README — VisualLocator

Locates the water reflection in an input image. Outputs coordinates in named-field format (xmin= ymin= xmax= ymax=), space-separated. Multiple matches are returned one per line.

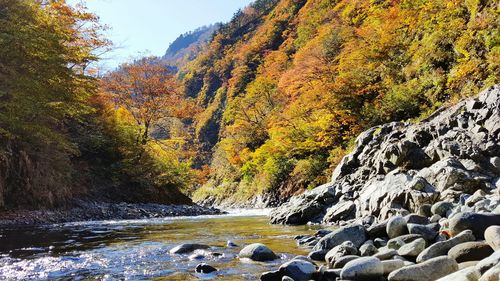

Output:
xmin=0 ymin=212 xmax=322 ymax=280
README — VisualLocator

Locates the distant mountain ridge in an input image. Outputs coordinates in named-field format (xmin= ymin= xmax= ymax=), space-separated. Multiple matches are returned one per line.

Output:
xmin=162 ymin=24 xmax=220 ymax=69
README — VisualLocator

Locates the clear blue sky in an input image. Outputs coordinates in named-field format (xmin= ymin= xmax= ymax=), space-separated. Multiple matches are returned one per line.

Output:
xmin=68 ymin=0 xmax=254 ymax=70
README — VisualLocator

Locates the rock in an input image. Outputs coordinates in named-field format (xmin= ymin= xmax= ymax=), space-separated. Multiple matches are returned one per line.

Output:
xmin=227 ymin=240 xmax=238 ymax=247
xmin=340 ymin=257 xmax=384 ymax=281
xmin=170 ymin=243 xmax=210 ymax=254
xmin=405 ymin=214 xmax=430 ymax=225
xmin=323 ymin=201 xmax=356 ymax=223
xmin=269 ymin=86 xmax=500 ymax=226
xmin=315 ymin=229 xmax=333 ymax=237
xmin=367 ymin=221 xmax=388 ymax=239
xmin=189 ymin=252 xmax=206 ymax=260
xmin=465 ymin=190 xmax=487 ymax=207
xmin=485 ymin=226 xmax=500 ymax=250
xmin=387 ymin=216 xmax=408 ymax=238
xmin=448 ymin=241 xmax=494 ymax=263
xmin=360 ymin=243 xmax=378 ymax=256
xmin=397 ymin=238 xmax=426 ymax=257
xmin=313 ymin=225 xmax=367 ymax=252
xmin=436 ymin=267 xmax=480 ymax=281
xmin=431 ymin=202 xmax=455 ymax=217
xmin=418 ymin=204 xmax=432 ymax=217
xmin=318 ymin=265 xmax=340 ymax=280
xmin=476 ymin=251 xmax=500 ymax=275
xmin=430 ymin=214 xmax=442 ymax=223
xmin=297 ymin=236 xmax=315 ymax=245
xmin=279 ymin=259 xmax=317 ymax=281
xmin=407 ymin=223 xmax=439 ymax=241
xmin=459 ymin=261 xmax=479 ymax=269
xmin=480 ymin=263 xmax=500 ymax=281
xmin=292 ymin=255 xmax=316 ymax=265
xmin=270 ymin=183 xmax=336 ymax=224
xmin=308 ymin=250 xmax=326 ymax=261
xmin=373 ymin=249 xmax=398 ymax=260
xmin=417 ymin=230 xmax=475 ymax=263
xmin=374 ymin=238 xmax=388 ymax=247
xmin=325 ymin=241 xmax=358 ymax=265
xmin=388 ymin=256 xmax=459 ymax=281
xmin=195 ymin=263 xmax=217 ymax=274
xmin=333 ymin=255 xmax=360 ymax=269
xmin=239 ymin=243 xmax=278 ymax=261
xmin=261 ymin=270 xmax=283 ymax=281
xmin=388 ymin=234 xmax=424 ymax=250
xmin=448 ymin=213 xmax=500 ymax=239
xmin=382 ymin=259 xmax=405 ymax=275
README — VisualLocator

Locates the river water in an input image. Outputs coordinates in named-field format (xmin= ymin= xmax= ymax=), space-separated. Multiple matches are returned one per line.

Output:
xmin=0 ymin=210 xmax=322 ymax=280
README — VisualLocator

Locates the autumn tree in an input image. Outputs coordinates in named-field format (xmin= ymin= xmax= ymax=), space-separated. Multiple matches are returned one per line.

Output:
xmin=0 ymin=0 xmax=110 ymax=208
xmin=100 ymin=57 xmax=197 ymax=145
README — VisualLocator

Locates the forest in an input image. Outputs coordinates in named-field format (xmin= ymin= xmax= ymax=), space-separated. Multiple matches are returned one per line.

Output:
xmin=0 ymin=0 xmax=498 ymax=210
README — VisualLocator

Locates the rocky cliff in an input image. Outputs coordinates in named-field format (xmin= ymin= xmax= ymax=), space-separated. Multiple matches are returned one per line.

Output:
xmin=270 ymin=85 xmax=500 ymax=225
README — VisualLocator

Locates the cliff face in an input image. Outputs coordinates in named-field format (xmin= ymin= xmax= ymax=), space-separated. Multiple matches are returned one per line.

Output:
xmin=270 ymin=85 xmax=500 ymax=224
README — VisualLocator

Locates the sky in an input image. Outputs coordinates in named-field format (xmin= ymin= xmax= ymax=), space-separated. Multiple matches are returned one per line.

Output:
xmin=68 ymin=0 xmax=254 ymax=70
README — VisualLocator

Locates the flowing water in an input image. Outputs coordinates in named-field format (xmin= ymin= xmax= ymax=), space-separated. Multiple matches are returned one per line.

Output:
xmin=0 ymin=210 xmax=323 ymax=280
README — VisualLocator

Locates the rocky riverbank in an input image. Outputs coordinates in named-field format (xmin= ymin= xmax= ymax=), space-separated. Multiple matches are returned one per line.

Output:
xmin=177 ymin=85 xmax=499 ymax=280
xmin=0 ymin=200 xmax=222 ymax=226
xmin=270 ymin=85 xmax=499 ymax=225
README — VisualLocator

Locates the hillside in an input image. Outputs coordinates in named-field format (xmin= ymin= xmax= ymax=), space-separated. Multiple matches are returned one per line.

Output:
xmin=181 ymin=0 xmax=499 ymax=206
xmin=162 ymin=24 xmax=219 ymax=69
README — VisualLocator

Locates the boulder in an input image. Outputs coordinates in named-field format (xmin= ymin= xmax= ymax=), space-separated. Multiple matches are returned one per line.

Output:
xmin=448 ymin=213 xmax=500 ymax=239
xmin=323 ymin=201 xmax=356 ymax=223
xmin=418 ymin=204 xmax=432 ymax=217
xmin=431 ymin=202 xmax=455 ymax=217
xmin=484 ymin=226 xmax=500 ymax=250
xmin=387 ymin=216 xmax=408 ymax=238
xmin=405 ymin=214 xmax=430 ymax=225
xmin=417 ymin=230 xmax=475 ymax=263
xmin=269 ymin=86 xmax=500 ymax=226
xmin=308 ymin=250 xmax=326 ymax=261
xmin=367 ymin=221 xmax=388 ymax=239
xmin=170 ymin=243 xmax=210 ymax=254
xmin=261 ymin=270 xmax=283 ymax=281
xmin=387 ymin=234 xmax=424 ymax=250
xmin=374 ymin=238 xmax=388 ymax=247
xmin=270 ymin=183 xmax=336 ymax=224
xmin=388 ymin=256 xmax=459 ymax=281
xmin=476 ymin=251 xmax=500 ymax=275
xmin=340 ymin=257 xmax=384 ymax=281
xmin=195 ymin=263 xmax=217 ymax=274
xmin=397 ymin=238 xmax=426 ymax=257
xmin=480 ymin=263 xmax=500 ymax=281
xmin=279 ymin=259 xmax=317 ymax=281
xmin=332 ymin=255 xmax=360 ymax=269
xmin=448 ymin=241 xmax=494 ymax=263
xmin=239 ymin=243 xmax=278 ymax=261
xmin=407 ymin=223 xmax=439 ymax=241
xmin=382 ymin=259 xmax=405 ymax=275
xmin=359 ymin=243 xmax=378 ymax=256
xmin=436 ymin=267 xmax=480 ymax=281
xmin=373 ymin=249 xmax=398 ymax=260
xmin=325 ymin=241 xmax=358 ymax=265
xmin=313 ymin=225 xmax=367 ymax=252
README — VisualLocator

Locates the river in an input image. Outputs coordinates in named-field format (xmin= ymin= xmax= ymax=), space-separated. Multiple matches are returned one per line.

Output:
xmin=0 ymin=210 xmax=323 ymax=280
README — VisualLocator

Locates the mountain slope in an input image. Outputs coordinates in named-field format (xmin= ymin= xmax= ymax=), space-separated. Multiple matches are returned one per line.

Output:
xmin=163 ymin=24 xmax=219 ymax=69
xmin=180 ymin=0 xmax=499 ymax=206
